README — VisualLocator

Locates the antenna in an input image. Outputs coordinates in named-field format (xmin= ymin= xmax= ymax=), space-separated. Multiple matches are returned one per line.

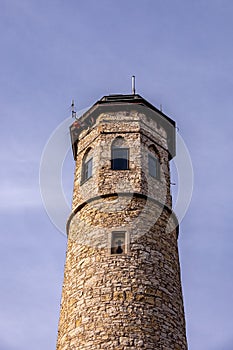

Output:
xmin=131 ymin=75 xmax=136 ymax=95
xmin=71 ymin=99 xmax=77 ymax=119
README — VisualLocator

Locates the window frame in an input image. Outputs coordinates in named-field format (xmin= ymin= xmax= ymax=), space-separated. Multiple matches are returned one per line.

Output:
xmin=111 ymin=147 xmax=129 ymax=170
xmin=148 ymin=153 xmax=160 ymax=180
xmin=83 ymin=157 xmax=93 ymax=181
xmin=110 ymin=231 xmax=128 ymax=255
xmin=81 ymin=150 xmax=93 ymax=184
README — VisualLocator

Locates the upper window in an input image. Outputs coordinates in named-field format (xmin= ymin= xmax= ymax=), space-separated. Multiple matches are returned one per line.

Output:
xmin=148 ymin=145 xmax=160 ymax=180
xmin=81 ymin=148 xmax=93 ymax=183
xmin=84 ymin=157 xmax=93 ymax=180
xmin=111 ymin=137 xmax=129 ymax=170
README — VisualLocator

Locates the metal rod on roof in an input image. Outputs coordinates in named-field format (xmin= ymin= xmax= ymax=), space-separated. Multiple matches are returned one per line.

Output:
xmin=71 ymin=99 xmax=77 ymax=119
xmin=132 ymin=75 xmax=136 ymax=95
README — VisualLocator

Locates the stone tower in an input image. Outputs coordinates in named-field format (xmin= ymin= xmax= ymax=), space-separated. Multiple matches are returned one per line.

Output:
xmin=56 ymin=94 xmax=188 ymax=349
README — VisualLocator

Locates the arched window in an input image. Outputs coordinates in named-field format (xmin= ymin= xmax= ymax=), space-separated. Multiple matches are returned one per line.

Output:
xmin=148 ymin=145 xmax=160 ymax=180
xmin=81 ymin=148 xmax=93 ymax=183
xmin=111 ymin=137 xmax=129 ymax=170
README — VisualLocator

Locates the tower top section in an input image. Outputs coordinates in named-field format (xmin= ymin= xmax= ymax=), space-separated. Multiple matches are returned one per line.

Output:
xmin=70 ymin=94 xmax=176 ymax=160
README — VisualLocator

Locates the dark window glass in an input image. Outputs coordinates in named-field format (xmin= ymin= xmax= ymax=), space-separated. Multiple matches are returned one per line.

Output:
xmin=111 ymin=148 xmax=129 ymax=170
xmin=149 ymin=154 xmax=160 ymax=179
xmin=83 ymin=158 xmax=93 ymax=181
xmin=111 ymin=232 xmax=126 ymax=254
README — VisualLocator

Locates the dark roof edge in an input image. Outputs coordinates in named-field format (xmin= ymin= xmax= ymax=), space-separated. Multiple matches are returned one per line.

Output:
xmin=95 ymin=94 xmax=176 ymax=126
xmin=75 ymin=94 xmax=175 ymax=127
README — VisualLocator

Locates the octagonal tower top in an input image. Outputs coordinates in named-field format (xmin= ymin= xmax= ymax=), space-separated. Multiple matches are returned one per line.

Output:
xmin=70 ymin=94 xmax=176 ymax=160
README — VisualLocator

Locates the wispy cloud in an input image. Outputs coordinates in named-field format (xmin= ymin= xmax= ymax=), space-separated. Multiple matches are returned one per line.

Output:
xmin=0 ymin=184 xmax=42 ymax=209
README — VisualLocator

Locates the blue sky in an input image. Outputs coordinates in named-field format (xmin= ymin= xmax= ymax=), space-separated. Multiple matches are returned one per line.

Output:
xmin=1 ymin=0 xmax=233 ymax=349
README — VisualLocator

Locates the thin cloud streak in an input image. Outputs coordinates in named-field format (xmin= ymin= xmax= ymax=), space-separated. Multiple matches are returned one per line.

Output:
xmin=0 ymin=185 xmax=42 ymax=209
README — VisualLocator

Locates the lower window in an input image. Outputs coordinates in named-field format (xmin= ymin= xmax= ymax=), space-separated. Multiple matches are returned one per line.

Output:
xmin=111 ymin=231 xmax=126 ymax=254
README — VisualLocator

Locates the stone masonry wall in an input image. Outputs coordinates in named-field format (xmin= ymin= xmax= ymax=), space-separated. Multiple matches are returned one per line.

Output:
xmin=56 ymin=197 xmax=187 ymax=350
xmin=72 ymin=110 xmax=171 ymax=210
xmin=56 ymin=106 xmax=188 ymax=349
